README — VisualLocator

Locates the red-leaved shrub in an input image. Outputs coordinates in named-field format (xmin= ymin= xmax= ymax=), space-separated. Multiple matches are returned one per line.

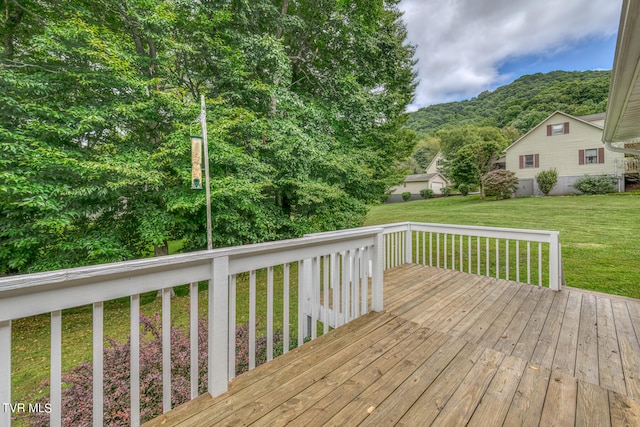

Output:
xmin=24 ymin=314 xmax=284 ymax=426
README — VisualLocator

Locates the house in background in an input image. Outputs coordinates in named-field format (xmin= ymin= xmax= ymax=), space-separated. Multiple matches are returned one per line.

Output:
xmin=504 ymin=111 xmax=625 ymax=196
xmin=388 ymin=152 xmax=450 ymax=201
xmin=388 ymin=172 xmax=450 ymax=201
xmin=424 ymin=151 xmax=446 ymax=175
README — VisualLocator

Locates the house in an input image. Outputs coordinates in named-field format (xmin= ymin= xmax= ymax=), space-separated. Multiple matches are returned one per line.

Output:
xmin=388 ymin=172 xmax=450 ymax=201
xmin=424 ymin=151 xmax=446 ymax=175
xmin=388 ymin=152 xmax=451 ymax=201
xmin=504 ymin=111 xmax=625 ymax=196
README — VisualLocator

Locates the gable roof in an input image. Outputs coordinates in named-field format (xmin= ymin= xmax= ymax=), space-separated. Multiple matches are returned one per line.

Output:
xmin=504 ymin=110 xmax=604 ymax=153
xmin=425 ymin=152 xmax=444 ymax=173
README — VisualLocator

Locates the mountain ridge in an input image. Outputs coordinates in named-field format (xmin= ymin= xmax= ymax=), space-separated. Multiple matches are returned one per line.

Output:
xmin=405 ymin=70 xmax=611 ymax=137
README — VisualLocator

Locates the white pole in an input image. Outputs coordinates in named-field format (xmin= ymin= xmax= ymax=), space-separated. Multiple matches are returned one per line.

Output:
xmin=201 ymin=95 xmax=213 ymax=250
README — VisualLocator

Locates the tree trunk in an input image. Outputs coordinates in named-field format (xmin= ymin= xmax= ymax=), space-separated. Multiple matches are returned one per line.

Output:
xmin=270 ymin=0 xmax=290 ymax=116
xmin=154 ymin=241 xmax=169 ymax=257
xmin=3 ymin=1 xmax=24 ymax=59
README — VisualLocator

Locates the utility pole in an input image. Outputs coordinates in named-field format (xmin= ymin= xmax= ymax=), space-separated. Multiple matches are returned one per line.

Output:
xmin=201 ymin=95 xmax=213 ymax=250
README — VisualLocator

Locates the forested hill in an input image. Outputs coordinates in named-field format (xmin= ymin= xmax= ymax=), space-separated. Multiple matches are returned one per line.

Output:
xmin=405 ymin=70 xmax=611 ymax=136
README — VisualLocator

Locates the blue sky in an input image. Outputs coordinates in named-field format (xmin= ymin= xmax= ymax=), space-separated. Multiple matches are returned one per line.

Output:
xmin=497 ymin=34 xmax=617 ymax=79
xmin=398 ymin=0 xmax=623 ymax=110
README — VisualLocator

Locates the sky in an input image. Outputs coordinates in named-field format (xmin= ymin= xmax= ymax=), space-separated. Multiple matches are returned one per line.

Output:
xmin=398 ymin=0 xmax=623 ymax=110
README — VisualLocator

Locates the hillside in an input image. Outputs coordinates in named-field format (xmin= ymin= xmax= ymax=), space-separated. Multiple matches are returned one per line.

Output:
xmin=405 ymin=70 xmax=611 ymax=137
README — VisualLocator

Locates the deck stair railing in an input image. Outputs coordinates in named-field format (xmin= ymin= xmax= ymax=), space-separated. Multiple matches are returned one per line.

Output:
xmin=0 ymin=222 xmax=560 ymax=427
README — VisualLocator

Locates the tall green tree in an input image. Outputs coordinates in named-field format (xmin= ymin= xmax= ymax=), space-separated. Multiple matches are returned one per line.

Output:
xmin=449 ymin=140 xmax=505 ymax=199
xmin=0 ymin=0 xmax=417 ymax=275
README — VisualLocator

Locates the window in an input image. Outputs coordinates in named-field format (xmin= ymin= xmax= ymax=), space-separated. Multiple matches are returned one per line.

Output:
xmin=519 ymin=154 xmax=539 ymax=169
xmin=579 ymin=148 xmax=604 ymax=165
xmin=547 ymin=122 xmax=569 ymax=136
xmin=524 ymin=154 xmax=535 ymax=168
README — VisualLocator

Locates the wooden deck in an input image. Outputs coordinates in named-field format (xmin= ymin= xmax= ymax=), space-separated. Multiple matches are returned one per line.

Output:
xmin=145 ymin=264 xmax=640 ymax=426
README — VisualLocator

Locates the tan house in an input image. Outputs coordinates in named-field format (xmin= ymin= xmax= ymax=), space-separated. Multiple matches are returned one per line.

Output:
xmin=388 ymin=172 xmax=450 ymax=201
xmin=504 ymin=111 xmax=625 ymax=196
xmin=424 ymin=151 xmax=446 ymax=175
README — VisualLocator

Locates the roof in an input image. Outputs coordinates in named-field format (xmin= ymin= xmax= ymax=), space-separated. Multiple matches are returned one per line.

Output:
xmin=577 ymin=112 xmax=606 ymax=123
xmin=404 ymin=173 xmax=440 ymax=182
xmin=603 ymin=0 xmax=640 ymax=145
xmin=424 ymin=152 xmax=444 ymax=173
xmin=504 ymin=111 xmax=604 ymax=153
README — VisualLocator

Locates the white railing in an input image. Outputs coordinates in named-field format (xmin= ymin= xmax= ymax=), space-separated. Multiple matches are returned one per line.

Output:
xmin=0 ymin=221 xmax=561 ymax=426
xmin=0 ymin=228 xmax=384 ymax=427
xmin=378 ymin=222 xmax=561 ymax=290
xmin=617 ymin=157 xmax=640 ymax=173
xmin=307 ymin=222 xmax=561 ymax=290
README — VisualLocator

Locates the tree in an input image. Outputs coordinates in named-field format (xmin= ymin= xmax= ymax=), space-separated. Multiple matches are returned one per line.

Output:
xmin=410 ymin=137 xmax=440 ymax=171
xmin=0 ymin=0 xmax=418 ymax=275
xmin=448 ymin=140 xmax=504 ymax=199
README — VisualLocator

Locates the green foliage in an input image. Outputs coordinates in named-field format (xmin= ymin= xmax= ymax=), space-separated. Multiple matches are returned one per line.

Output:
xmin=573 ymin=175 xmax=616 ymax=195
xmin=409 ymin=137 xmax=440 ymax=172
xmin=406 ymin=70 xmax=611 ymax=137
xmin=536 ymin=169 xmax=559 ymax=195
xmin=457 ymin=183 xmax=470 ymax=196
xmin=420 ymin=188 xmax=434 ymax=199
xmin=401 ymin=191 xmax=412 ymax=201
xmin=482 ymin=170 xmax=519 ymax=200
xmin=448 ymin=139 xmax=505 ymax=198
xmin=0 ymin=0 xmax=417 ymax=275
xmin=440 ymin=187 xmax=451 ymax=197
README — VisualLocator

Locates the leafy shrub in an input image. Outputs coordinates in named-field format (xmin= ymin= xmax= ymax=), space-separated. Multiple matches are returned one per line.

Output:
xmin=441 ymin=187 xmax=452 ymax=197
xmin=573 ymin=175 xmax=616 ymax=194
xmin=535 ymin=168 xmax=558 ymax=195
xmin=482 ymin=169 xmax=518 ymax=200
xmin=420 ymin=188 xmax=434 ymax=199
xmin=457 ymin=183 xmax=469 ymax=196
xmin=26 ymin=315 xmax=284 ymax=426
xmin=401 ymin=191 xmax=411 ymax=201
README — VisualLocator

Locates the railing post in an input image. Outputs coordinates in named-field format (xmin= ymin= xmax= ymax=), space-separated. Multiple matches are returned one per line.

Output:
xmin=0 ymin=321 xmax=10 ymax=427
xmin=209 ymin=256 xmax=229 ymax=397
xmin=372 ymin=231 xmax=384 ymax=311
xmin=300 ymin=259 xmax=312 ymax=339
xmin=405 ymin=224 xmax=413 ymax=264
xmin=549 ymin=233 xmax=560 ymax=291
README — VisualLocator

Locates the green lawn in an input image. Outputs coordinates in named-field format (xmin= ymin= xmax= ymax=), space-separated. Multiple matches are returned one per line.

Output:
xmin=365 ymin=194 xmax=640 ymax=299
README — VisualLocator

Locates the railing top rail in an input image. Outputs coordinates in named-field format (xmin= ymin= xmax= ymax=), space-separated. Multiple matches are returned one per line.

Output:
xmin=308 ymin=222 xmax=558 ymax=241
xmin=0 ymin=228 xmax=383 ymax=321
xmin=407 ymin=222 xmax=559 ymax=241
xmin=0 ymin=227 xmax=383 ymax=293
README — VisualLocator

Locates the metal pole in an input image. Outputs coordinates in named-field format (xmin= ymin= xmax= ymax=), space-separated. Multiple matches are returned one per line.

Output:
xmin=201 ymin=95 xmax=213 ymax=250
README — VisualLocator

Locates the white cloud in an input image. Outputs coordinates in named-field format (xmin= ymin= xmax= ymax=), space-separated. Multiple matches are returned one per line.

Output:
xmin=399 ymin=0 xmax=622 ymax=108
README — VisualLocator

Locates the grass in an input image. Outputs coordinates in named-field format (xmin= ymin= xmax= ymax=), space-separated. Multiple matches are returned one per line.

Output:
xmin=366 ymin=194 xmax=640 ymax=299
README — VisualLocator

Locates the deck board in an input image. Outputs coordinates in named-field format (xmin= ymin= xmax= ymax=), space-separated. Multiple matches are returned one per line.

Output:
xmin=576 ymin=293 xmax=600 ymax=384
xmin=143 ymin=264 xmax=640 ymax=427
